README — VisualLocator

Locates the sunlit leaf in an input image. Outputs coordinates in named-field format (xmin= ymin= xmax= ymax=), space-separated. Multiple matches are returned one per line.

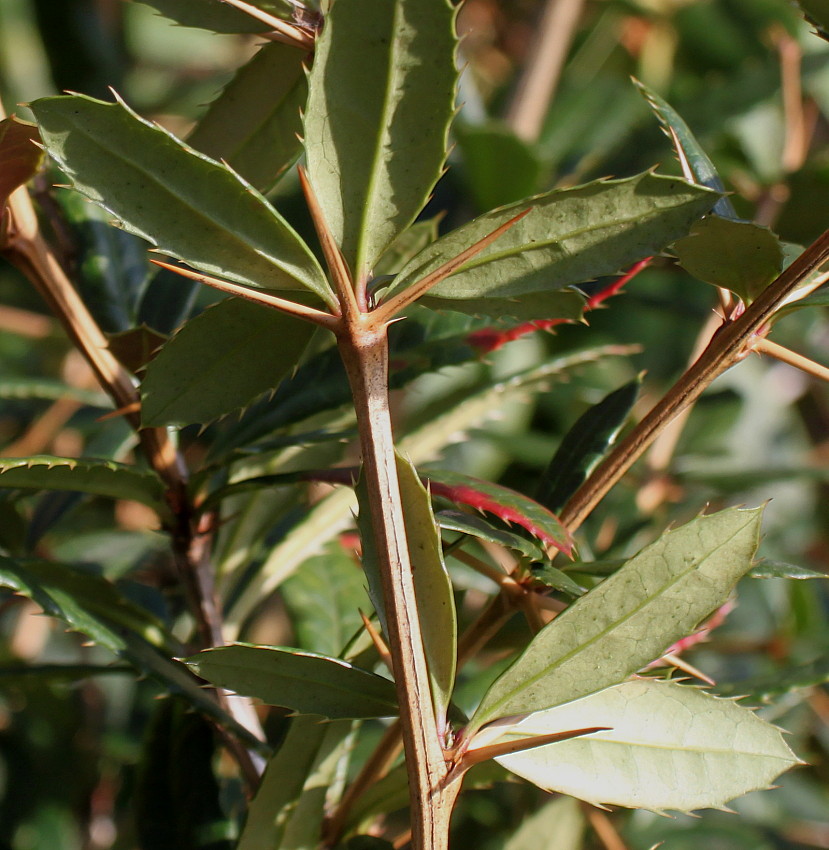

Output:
xmin=140 ymin=297 xmax=315 ymax=426
xmin=0 ymin=456 xmax=166 ymax=512
xmin=187 ymin=42 xmax=307 ymax=193
xmin=31 ymin=95 xmax=332 ymax=302
xmin=395 ymin=452 xmax=457 ymax=724
xmin=536 ymin=378 xmax=640 ymax=514
xmin=494 ymin=679 xmax=799 ymax=812
xmin=468 ymin=507 xmax=763 ymax=733
xmin=305 ymin=0 xmax=457 ymax=278
xmin=183 ymin=644 xmax=399 ymax=719
xmin=527 ymin=564 xmax=586 ymax=598
xmin=749 ymin=560 xmax=828 ymax=580
xmin=673 ymin=217 xmax=783 ymax=303
xmin=385 ymin=173 xmax=717 ymax=305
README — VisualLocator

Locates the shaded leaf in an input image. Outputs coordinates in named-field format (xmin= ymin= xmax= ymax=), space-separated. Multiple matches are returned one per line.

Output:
xmin=31 ymin=94 xmax=331 ymax=302
xmin=718 ymin=654 xmax=829 ymax=701
xmin=187 ymin=42 xmax=307 ymax=193
xmin=419 ymin=289 xmax=585 ymax=323
xmin=305 ymin=0 xmax=457 ymax=278
xmin=183 ymin=644 xmax=399 ymax=719
xmin=141 ymin=297 xmax=315 ymax=427
xmin=238 ymin=717 xmax=351 ymax=850
xmin=424 ymin=469 xmax=572 ymax=555
xmin=437 ymin=510 xmax=547 ymax=563
xmin=503 ymin=796 xmax=584 ymax=850
xmin=527 ymin=564 xmax=586 ymax=598
xmin=385 ymin=173 xmax=717 ymax=304
xmin=373 ymin=218 xmax=442 ymax=277
xmin=796 ymin=0 xmax=829 ymax=40
xmin=0 ymin=456 xmax=166 ymax=513
xmin=536 ymin=378 xmax=640 ymax=514
xmin=395 ymin=452 xmax=457 ymax=724
xmin=468 ymin=507 xmax=763 ymax=733
xmin=494 ymin=679 xmax=799 ymax=812
xmin=0 ymin=117 xmax=43 ymax=210
xmin=131 ymin=0 xmax=296 ymax=34
xmin=673 ymin=217 xmax=784 ymax=303
xmin=635 ymin=79 xmax=737 ymax=219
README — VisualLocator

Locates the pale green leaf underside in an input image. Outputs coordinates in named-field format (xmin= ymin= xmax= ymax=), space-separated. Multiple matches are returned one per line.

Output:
xmin=305 ymin=0 xmax=457 ymax=278
xmin=187 ymin=42 xmax=307 ymax=193
xmin=470 ymin=507 xmax=763 ymax=732
xmin=31 ymin=95 xmax=331 ymax=302
xmin=183 ymin=643 xmax=399 ymax=719
xmin=0 ymin=456 xmax=165 ymax=511
xmin=387 ymin=173 xmax=718 ymax=301
xmin=495 ymin=679 xmax=799 ymax=812
xmin=141 ymin=297 xmax=315 ymax=427
xmin=395 ymin=452 xmax=457 ymax=725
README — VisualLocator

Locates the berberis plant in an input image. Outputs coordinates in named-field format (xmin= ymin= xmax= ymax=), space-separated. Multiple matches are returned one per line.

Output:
xmin=1 ymin=0 xmax=829 ymax=847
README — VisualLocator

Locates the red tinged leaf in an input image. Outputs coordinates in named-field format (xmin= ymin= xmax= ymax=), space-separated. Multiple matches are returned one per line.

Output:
xmin=467 ymin=258 xmax=653 ymax=354
xmin=422 ymin=469 xmax=573 ymax=556
xmin=0 ymin=117 xmax=43 ymax=213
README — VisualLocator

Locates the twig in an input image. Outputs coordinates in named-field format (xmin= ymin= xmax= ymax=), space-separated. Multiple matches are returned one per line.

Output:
xmin=753 ymin=337 xmax=829 ymax=384
xmin=560 ymin=228 xmax=829 ymax=533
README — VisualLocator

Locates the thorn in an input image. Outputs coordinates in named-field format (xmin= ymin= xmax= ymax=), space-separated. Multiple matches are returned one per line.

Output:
xmin=359 ymin=610 xmax=393 ymax=673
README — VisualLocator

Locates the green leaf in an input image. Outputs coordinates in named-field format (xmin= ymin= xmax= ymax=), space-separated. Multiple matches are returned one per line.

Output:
xmin=385 ymin=173 xmax=717 ymax=304
xmin=0 ymin=116 xmax=43 ymax=210
xmin=527 ymin=564 xmax=586 ymax=598
xmin=536 ymin=378 xmax=640 ymax=515
xmin=750 ymin=560 xmax=828 ymax=580
xmin=718 ymin=654 xmax=829 ymax=701
xmin=305 ymin=0 xmax=457 ymax=278
xmin=455 ymin=122 xmax=543 ymax=212
xmin=0 ymin=378 xmax=110 ymax=407
xmin=141 ymin=297 xmax=315 ymax=427
xmin=468 ymin=507 xmax=763 ymax=733
xmin=634 ymin=79 xmax=737 ymax=219
xmin=503 ymin=797 xmax=584 ymax=850
xmin=796 ymin=0 xmax=829 ymax=40
xmin=131 ymin=0 xmax=295 ymax=34
xmin=493 ymin=679 xmax=800 ymax=812
xmin=395 ymin=452 xmax=457 ymax=725
xmin=0 ymin=456 xmax=166 ymax=512
xmin=437 ymin=510 xmax=548 ymax=563
xmin=238 ymin=717 xmax=351 ymax=850
xmin=420 ymin=289 xmax=585 ymax=323
xmin=183 ymin=644 xmax=399 ymax=719
xmin=673 ymin=217 xmax=784 ymax=303
xmin=187 ymin=42 xmax=307 ymax=193
xmin=31 ymin=94 xmax=332 ymax=303
xmin=373 ymin=218 xmax=442 ymax=277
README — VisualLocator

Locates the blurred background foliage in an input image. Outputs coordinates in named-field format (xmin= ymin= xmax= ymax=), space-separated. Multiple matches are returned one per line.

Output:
xmin=0 ymin=0 xmax=828 ymax=848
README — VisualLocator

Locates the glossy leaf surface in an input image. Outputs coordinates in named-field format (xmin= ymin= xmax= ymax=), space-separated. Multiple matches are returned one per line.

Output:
xmin=187 ymin=42 xmax=307 ymax=193
xmin=494 ymin=679 xmax=799 ymax=812
xmin=141 ymin=297 xmax=315 ymax=426
xmin=31 ymin=95 xmax=331 ymax=301
xmin=469 ymin=507 xmax=763 ymax=732
xmin=305 ymin=0 xmax=457 ymax=278
xmin=386 ymin=173 xmax=717 ymax=303
xmin=0 ymin=456 xmax=165 ymax=512
xmin=184 ymin=644 xmax=399 ymax=719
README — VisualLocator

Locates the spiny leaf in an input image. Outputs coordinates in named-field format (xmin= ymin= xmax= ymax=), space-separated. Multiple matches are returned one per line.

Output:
xmin=795 ymin=0 xmax=829 ymax=40
xmin=385 ymin=173 xmax=717 ymax=306
xmin=537 ymin=378 xmax=640 ymax=515
xmin=31 ymin=94 xmax=332 ymax=302
xmin=634 ymin=79 xmax=737 ymax=219
xmin=468 ymin=507 xmax=764 ymax=733
xmin=305 ymin=0 xmax=458 ymax=279
xmin=0 ymin=116 xmax=43 ymax=211
xmin=437 ymin=510 xmax=548 ymax=563
xmin=493 ymin=678 xmax=800 ymax=812
xmin=0 ymin=456 xmax=166 ymax=513
xmin=673 ymin=216 xmax=784 ymax=304
xmin=187 ymin=42 xmax=307 ymax=193
xmin=183 ymin=644 xmax=399 ymax=719
xmin=140 ymin=297 xmax=315 ymax=427
xmin=749 ymin=560 xmax=828 ymax=580
xmin=424 ymin=469 xmax=572 ymax=555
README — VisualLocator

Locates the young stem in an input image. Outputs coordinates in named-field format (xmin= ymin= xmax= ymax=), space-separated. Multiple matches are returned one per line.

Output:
xmin=336 ymin=319 xmax=458 ymax=850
